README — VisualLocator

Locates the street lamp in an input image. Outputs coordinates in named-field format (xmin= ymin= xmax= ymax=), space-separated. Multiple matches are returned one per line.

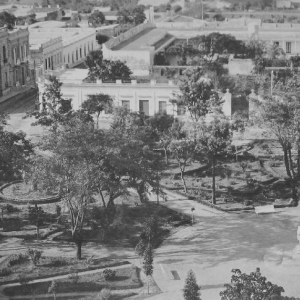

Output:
xmin=191 ymin=207 xmax=195 ymax=225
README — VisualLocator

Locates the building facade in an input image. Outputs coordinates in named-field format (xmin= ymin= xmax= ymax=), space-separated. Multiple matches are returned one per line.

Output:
xmin=28 ymin=27 xmax=99 ymax=74
xmin=30 ymin=36 xmax=63 ymax=78
xmin=0 ymin=26 xmax=31 ymax=97
xmin=36 ymin=69 xmax=232 ymax=117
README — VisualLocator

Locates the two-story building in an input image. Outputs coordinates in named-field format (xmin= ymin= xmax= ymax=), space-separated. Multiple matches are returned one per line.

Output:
xmin=0 ymin=26 xmax=30 ymax=97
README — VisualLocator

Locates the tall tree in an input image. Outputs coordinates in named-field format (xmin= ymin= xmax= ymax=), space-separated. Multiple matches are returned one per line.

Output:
xmin=0 ymin=113 xmax=33 ymax=181
xmin=27 ymin=76 xmax=72 ymax=132
xmin=192 ymin=111 xmax=234 ymax=204
xmin=109 ymin=108 xmax=163 ymax=203
xmin=28 ymin=205 xmax=46 ymax=239
xmin=28 ymin=117 xmax=108 ymax=259
xmin=255 ymin=94 xmax=300 ymax=205
xmin=81 ymin=93 xmax=113 ymax=128
xmin=143 ymin=243 xmax=154 ymax=295
xmin=175 ymin=68 xmax=220 ymax=122
xmin=183 ymin=270 xmax=201 ymax=300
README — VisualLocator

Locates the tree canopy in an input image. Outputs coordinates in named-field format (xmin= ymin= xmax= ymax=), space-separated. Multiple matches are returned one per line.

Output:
xmin=0 ymin=11 xmax=16 ymax=30
xmin=85 ymin=50 xmax=132 ymax=82
xmin=0 ymin=113 xmax=33 ymax=181
xmin=88 ymin=10 xmax=105 ymax=27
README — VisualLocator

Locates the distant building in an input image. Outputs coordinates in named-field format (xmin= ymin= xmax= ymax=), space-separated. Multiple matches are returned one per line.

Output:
xmin=0 ymin=26 xmax=31 ymax=98
xmin=276 ymin=0 xmax=292 ymax=8
xmin=28 ymin=26 xmax=99 ymax=76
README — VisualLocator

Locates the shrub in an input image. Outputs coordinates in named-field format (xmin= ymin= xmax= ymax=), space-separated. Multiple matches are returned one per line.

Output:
xmin=27 ymin=248 xmax=43 ymax=266
xmin=0 ymin=268 xmax=12 ymax=277
xmin=8 ymin=253 xmax=28 ymax=266
xmin=56 ymin=204 xmax=62 ymax=217
xmin=173 ymin=5 xmax=182 ymax=12
xmin=6 ymin=204 xmax=15 ymax=213
xmin=68 ymin=272 xmax=79 ymax=284
xmin=96 ymin=288 xmax=111 ymax=300
xmin=18 ymin=274 xmax=30 ymax=285
xmin=102 ymin=269 xmax=116 ymax=281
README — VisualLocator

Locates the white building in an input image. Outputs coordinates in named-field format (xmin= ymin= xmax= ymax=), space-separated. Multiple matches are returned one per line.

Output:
xmin=28 ymin=26 xmax=99 ymax=75
xmin=37 ymin=68 xmax=232 ymax=117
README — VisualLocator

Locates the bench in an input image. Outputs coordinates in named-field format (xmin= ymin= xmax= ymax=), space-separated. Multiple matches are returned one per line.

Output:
xmin=255 ymin=205 xmax=275 ymax=214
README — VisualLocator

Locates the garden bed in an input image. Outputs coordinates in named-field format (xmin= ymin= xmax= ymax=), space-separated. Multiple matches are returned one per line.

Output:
xmin=3 ymin=265 xmax=141 ymax=297
xmin=0 ymin=256 xmax=130 ymax=285
xmin=0 ymin=181 xmax=60 ymax=205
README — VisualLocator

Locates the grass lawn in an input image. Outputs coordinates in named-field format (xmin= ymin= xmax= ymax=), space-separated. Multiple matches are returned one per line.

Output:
xmin=4 ymin=265 xmax=141 ymax=297
xmin=54 ymin=201 xmax=191 ymax=249
xmin=0 ymin=256 xmax=130 ymax=284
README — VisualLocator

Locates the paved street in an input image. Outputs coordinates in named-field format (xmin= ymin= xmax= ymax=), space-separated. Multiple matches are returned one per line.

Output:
xmin=148 ymin=191 xmax=300 ymax=300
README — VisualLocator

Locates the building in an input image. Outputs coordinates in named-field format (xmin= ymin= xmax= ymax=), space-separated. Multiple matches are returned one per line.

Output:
xmin=0 ymin=26 xmax=31 ymax=97
xmin=36 ymin=68 xmax=232 ymax=117
xmin=102 ymin=17 xmax=300 ymax=76
xmin=30 ymin=36 xmax=63 ymax=78
xmin=276 ymin=0 xmax=292 ymax=8
xmin=28 ymin=26 xmax=99 ymax=76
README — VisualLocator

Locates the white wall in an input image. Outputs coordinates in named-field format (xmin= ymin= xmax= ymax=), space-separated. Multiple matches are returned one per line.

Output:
xmin=63 ymin=34 xmax=99 ymax=68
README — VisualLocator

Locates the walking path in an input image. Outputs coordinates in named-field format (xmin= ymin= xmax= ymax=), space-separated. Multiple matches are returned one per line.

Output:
xmin=147 ymin=189 xmax=300 ymax=300
xmin=1 ymin=186 xmax=300 ymax=300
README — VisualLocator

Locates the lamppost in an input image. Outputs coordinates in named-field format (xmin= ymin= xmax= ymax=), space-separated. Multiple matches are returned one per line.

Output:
xmin=191 ymin=207 xmax=195 ymax=225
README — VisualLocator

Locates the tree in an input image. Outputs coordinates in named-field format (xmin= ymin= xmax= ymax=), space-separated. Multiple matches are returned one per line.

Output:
xmin=48 ymin=280 xmax=58 ymax=300
xmin=96 ymin=34 xmax=109 ymax=45
xmin=28 ymin=117 xmax=108 ymax=259
xmin=193 ymin=111 xmax=233 ymax=204
xmin=109 ymin=108 xmax=163 ymax=203
xmin=88 ymin=10 xmax=105 ymax=27
xmin=146 ymin=112 xmax=176 ymax=164
xmin=117 ymin=5 xmax=146 ymax=25
xmin=0 ymin=11 xmax=17 ymax=30
xmin=85 ymin=50 xmax=132 ymax=82
xmin=28 ymin=205 xmax=46 ymax=239
xmin=81 ymin=93 xmax=113 ymax=128
xmin=183 ymin=270 xmax=201 ymax=300
xmin=176 ymin=68 xmax=220 ymax=122
xmin=27 ymin=76 xmax=72 ymax=132
xmin=255 ymin=94 xmax=300 ymax=205
xmin=0 ymin=113 xmax=33 ymax=181
xmin=143 ymin=243 xmax=154 ymax=295
xmin=220 ymin=268 xmax=285 ymax=300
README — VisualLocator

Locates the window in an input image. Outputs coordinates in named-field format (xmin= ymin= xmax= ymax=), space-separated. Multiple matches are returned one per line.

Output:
xmin=84 ymin=45 xmax=86 ymax=56
xmin=122 ymin=100 xmax=130 ymax=110
xmin=139 ymin=100 xmax=149 ymax=116
xmin=274 ymin=41 xmax=279 ymax=46
xmin=158 ymin=101 xmax=167 ymax=113
xmin=3 ymin=45 xmax=6 ymax=62
xmin=20 ymin=45 xmax=23 ymax=59
xmin=24 ymin=43 xmax=27 ymax=58
xmin=80 ymin=48 xmax=82 ymax=58
xmin=68 ymin=54 xmax=70 ymax=63
xmin=286 ymin=42 xmax=292 ymax=54
xmin=76 ymin=49 xmax=78 ymax=61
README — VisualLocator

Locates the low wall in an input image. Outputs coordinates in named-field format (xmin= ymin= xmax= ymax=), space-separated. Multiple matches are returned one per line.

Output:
xmin=105 ymin=22 xmax=155 ymax=50
xmin=0 ymin=181 xmax=61 ymax=205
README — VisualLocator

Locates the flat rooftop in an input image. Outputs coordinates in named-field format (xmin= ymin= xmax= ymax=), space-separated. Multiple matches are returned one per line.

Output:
xmin=29 ymin=28 xmax=95 ymax=48
xmin=112 ymin=28 xmax=167 ymax=50
xmin=57 ymin=68 xmax=89 ymax=83
xmin=28 ymin=21 xmax=66 ymax=29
